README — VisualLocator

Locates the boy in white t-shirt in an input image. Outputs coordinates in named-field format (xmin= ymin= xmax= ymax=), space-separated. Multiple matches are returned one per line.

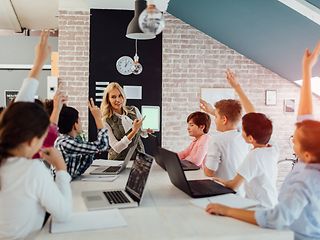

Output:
xmin=201 ymin=99 xmax=249 ymax=180
xmin=212 ymin=69 xmax=279 ymax=208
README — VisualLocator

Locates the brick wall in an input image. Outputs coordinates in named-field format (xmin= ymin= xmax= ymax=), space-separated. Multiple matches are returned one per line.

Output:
xmin=58 ymin=11 xmax=320 ymax=186
xmin=162 ymin=14 xmax=320 ymax=186
xmin=58 ymin=10 xmax=90 ymax=132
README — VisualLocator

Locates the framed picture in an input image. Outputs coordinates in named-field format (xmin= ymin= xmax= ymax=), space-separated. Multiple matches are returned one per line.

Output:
xmin=284 ymin=99 xmax=295 ymax=113
xmin=265 ymin=90 xmax=277 ymax=106
xmin=4 ymin=90 xmax=19 ymax=107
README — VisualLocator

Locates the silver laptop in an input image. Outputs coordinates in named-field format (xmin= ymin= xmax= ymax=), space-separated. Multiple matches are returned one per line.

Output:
xmin=82 ymin=151 xmax=154 ymax=210
xmin=89 ymin=140 xmax=138 ymax=175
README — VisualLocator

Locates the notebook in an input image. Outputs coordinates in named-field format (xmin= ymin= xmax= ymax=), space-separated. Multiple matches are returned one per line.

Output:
xmin=50 ymin=209 xmax=127 ymax=233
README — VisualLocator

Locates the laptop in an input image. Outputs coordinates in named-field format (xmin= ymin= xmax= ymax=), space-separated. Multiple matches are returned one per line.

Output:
xmin=89 ymin=138 xmax=138 ymax=175
xmin=150 ymin=137 xmax=199 ymax=171
xmin=82 ymin=151 xmax=154 ymax=210
xmin=158 ymin=147 xmax=235 ymax=198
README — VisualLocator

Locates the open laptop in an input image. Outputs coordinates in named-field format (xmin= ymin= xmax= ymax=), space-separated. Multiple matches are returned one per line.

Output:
xmin=89 ymin=138 xmax=139 ymax=175
xmin=149 ymin=136 xmax=199 ymax=171
xmin=82 ymin=151 xmax=154 ymax=210
xmin=158 ymin=147 xmax=235 ymax=198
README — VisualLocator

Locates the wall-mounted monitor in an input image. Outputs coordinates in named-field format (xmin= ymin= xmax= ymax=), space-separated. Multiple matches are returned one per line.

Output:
xmin=141 ymin=105 xmax=160 ymax=132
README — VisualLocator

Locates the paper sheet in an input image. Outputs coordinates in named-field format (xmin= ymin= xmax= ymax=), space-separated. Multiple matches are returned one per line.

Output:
xmin=51 ymin=209 xmax=127 ymax=233
xmin=190 ymin=194 xmax=259 ymax=209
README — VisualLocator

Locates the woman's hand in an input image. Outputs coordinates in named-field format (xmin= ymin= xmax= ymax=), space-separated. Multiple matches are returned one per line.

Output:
xmin=132 ymin=119 xmax=143 ymax=133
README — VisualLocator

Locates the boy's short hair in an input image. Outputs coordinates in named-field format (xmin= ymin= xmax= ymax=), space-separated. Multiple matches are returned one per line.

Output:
xmin=296 ymin=120 xmax=320 ymax=162
xmin=58 ymin=106 xmax=79 ymax=134
xmin=242 ymin=112 xmax=273 ymax=145
xmin=214 ymin=99 xmax=242 ymax=124
xmin=187 ymin=111 xmax=211 ymax=133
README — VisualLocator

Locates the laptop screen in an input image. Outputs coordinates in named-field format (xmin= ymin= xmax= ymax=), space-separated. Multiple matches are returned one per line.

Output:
xmin=125 ymin=151 xmax=153 ymax=203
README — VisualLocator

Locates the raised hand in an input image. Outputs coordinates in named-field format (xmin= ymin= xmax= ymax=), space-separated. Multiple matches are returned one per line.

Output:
xmin=88 ymin=98 xmax=102 ymax=119
xmin=226 ymin=68 xmax=240 ymax=89
xmin=53 ymin=90 xmax=68 ymax=113
xmin=29 ymin=30 xmax=51 ymax=79
xmin=200 ymin=98 xmax=214 ymax=115
xmin=88 ymin=98 xmax=105 ymax=129
xmin=303 ymin=41 xmax=320 ymax=70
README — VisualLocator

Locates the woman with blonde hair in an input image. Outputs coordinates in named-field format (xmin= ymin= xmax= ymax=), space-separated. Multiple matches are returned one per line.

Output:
xmin=100 ymin=82 xmax=147 ymax=160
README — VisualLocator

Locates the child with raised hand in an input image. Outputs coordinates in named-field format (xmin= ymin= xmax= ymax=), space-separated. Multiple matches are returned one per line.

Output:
xmin=0 ymin=31 xmax=72 ymax=240
xmin=178 ymin=111 xmax=211 ymax=167
xmin=209 ymin=69 xmax=279 ymax=208
xmin=55 ymin=98 xmax=109 ymax=179
xmin=206 ymin=43 xmax=320 ymax=240
xmin=200 ymin=72 xmax=251 ymax=185
xmin=33 ymin=90 xmax=68 ymax=159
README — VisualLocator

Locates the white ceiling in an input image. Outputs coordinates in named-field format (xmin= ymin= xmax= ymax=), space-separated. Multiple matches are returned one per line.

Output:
xmin=0 ymin=0 xmax=170 ymax=32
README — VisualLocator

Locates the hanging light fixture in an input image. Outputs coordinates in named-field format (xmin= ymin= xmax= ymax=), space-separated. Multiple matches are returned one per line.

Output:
xmin=126 ymin=0 xmax=156 ymax=40
xmin=131 ymin=40 xmax=143 ymax=75
xmin=138 ymin=2 xmax=165 ymax=35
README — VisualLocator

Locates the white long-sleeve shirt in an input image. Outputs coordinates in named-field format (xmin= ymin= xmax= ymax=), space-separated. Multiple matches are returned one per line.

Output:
xmin=0 ymin=78 xmax=72 ymax=239
xmin=0 ymin=158 xmax=72 ymax=239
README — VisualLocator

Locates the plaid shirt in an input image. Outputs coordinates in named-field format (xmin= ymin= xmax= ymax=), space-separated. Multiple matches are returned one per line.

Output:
xmin=54 ymin=128 xmax=109 ymax=179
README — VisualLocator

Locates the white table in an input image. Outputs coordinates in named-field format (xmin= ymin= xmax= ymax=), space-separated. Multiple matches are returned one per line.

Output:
xmin=35 ymin=163 xmax=293 ymax=240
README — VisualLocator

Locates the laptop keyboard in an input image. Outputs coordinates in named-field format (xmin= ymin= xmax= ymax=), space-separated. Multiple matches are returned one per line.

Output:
xmin=103 ymin=191 xmax=130 ymax=204
xmin=103 ymin=166 xmax=121 ymax=173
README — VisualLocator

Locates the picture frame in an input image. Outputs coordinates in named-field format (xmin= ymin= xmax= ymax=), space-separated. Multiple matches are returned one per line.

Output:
xmin=284 ymin=99 xmax=295 ymax=113
xmin=265 ymin=90 xmax=277 ymax=106
xmin=4 ymin=90 xmax=19 ymax=107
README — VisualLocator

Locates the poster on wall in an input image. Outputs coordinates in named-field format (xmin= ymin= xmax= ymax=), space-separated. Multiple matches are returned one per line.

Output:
xmin=4 ymin=90 xmax=19 ymax=107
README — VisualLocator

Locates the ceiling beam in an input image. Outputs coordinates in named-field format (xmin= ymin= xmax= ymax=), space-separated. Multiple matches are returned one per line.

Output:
xmin=278 ymin=0 xmax=320 ymax=26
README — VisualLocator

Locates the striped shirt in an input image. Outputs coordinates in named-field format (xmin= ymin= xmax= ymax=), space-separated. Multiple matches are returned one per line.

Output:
xmin=54 ymin=128 xmax=109 ymax=179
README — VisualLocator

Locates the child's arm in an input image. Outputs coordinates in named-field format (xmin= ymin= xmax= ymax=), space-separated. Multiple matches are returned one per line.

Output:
xmin=206 ymin=180 xmax=309 ymax=229
xmin=177 ymin=143 xmax=193 ymax=161
xmin=180 ymin=136 xmax=209 ymax=166
xmin=213 ymin=174 xmax=244 ymax=190
xmin=200 ymin=99 xmax=215 ymax=116
xmin=88 ymin=98 xmax=105 ymax=129
xmin=206 ymin=204 xmax=257 ymax=225
xmin=50 ymin=90 xmax=68 ymax=125
xmin=298 ymin=42 xmax=320 ymax=116
xmin=226 ymin=69 xmax=255 ymax=113
xmin=28 ymin=31 xmax=51 ymax=80
xmin=15 ymin=31 xmax=51 ymax=102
